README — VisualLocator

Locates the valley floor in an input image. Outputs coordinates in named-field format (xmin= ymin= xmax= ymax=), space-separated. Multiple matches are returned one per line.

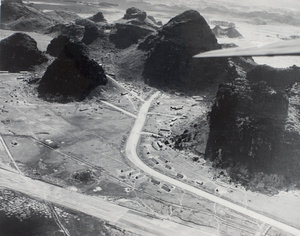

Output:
xmin=0 ymin=72 xmax=299 ymax=235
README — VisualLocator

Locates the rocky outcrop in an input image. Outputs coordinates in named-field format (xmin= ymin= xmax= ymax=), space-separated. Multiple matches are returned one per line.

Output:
xmin=75 ymin=18 xmax=97 ymax=27
xmin=46 ymin=34 xmax=71 ymax=57
xmin=38 ymin=42 xmax=107 ymax=102
xmin=122 ymin=7 xmax=159 ymax=28
xmin=283 ymin=82 xmax=300 ymax=183
xmin=44 ymin=10 xmax=79 ymax=23
xmin=1 ymin=0 xmax=54 ymax=31
xmin=0 ymin=33 xmax=48 ymax=72
xmin=205 ymin=78 xmax=300 ymax=185
xmin=212 ymin=25 xmax=243 ymax=38
xmin=210 ymin=20 xmax=235 ymax=27
xmin=247 ymin=65 xmax=300 ymax=90
xmin=1 ymin=0 xmax=79 ymax=32
xmin=140 ymin=10 xmax=230 ymax=91
xmin=1 ymin=0 xmax=33 ymax=24
xmin=109 ymin=7 xmax=158 ymax=49
xmin=109 ymin=24 xmax=154 ymax=49
xmin=124 ymin=7 xmax=147 ymax=21
xmin=88 ymin=12 xmax=107 ymax=23
xmin=44 ymin=23 xmax=85 ymax=40
xmin=82 ymin=25 xmax=104 ymax=45
xmin=148 ymin=15 xmax=162 ymax=26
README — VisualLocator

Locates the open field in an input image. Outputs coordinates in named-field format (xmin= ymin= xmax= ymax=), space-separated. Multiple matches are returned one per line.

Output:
xmin=0 ymin=72 xmax=297 ymax=235
xmin=1 ymin=0 xmax=300 ymax=235
xmin=0 ymin=73 xmax=137 ymax=192
xmin=0 ymin=73 xmax=231 ymax=234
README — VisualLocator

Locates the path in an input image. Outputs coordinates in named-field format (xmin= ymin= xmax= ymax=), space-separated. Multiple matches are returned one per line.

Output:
xmin=101 ymin=100 xmax=137 ymax=118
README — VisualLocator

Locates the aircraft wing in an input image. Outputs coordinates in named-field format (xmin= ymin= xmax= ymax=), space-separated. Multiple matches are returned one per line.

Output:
xmin=194 ymin=39 xmax=300 ymax=58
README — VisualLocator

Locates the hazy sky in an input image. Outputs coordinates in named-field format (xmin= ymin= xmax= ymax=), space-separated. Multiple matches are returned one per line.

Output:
xmin=143 ymin=0 xmax=300 ymax=11
xmin=220 ymin=0 xmax=300 ymax=10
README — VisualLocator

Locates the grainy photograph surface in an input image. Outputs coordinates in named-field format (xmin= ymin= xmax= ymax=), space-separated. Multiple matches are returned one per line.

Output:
xmin=0 ymin=0 xmax=300 ymax=235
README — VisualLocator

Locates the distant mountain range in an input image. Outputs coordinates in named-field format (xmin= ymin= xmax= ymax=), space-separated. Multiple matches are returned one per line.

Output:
xmin=142 ymin=0 xmax=300 ymax=11
xmin=141 ymin=0 xmax=300 ymax=25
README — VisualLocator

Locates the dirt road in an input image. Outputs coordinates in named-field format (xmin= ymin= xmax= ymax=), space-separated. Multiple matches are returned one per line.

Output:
xmin=125 ymin=91 xmax=300 ymax=236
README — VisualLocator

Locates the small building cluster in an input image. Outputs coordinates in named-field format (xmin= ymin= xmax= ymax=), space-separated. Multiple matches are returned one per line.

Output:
xmin=0 ymin=189 xmax=52 ymax=221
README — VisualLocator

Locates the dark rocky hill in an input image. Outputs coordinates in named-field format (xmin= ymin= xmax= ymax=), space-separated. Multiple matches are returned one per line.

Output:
xmin=148 ymin=15 xmax=163 ymax=26
xmin=46 ymin=34 xmax=71 ymax=57
xmin=247 ymin=65 xmax=300 ymax=90
xmin=0 ymin=33 xmax=48 ymax=72
xmin=88 ymin=12 xmax=107 ymax=23
xmin=75 ymin=18 xmax=106 ymax=45
xmin=205 ymin=77 xmax=300 ymax=189
xmin=1 ymin=0 xmax=54 ymax=31
xmin=44 ymin=23 xmax=85 ymax=40
xmin=109 ymin=7 xmax=159 ymax=49
xmin=38 ymin=42 xmax=107 ymax=102
xmin=1 ymin=0 xmax=79 ymax=32
xmin=140 ymin=10 xmax=231 ymax=92
xmin=212 ymin=25 xmax=243 ymax=38
xmin=82 ymin=25 xmax=105 ymax=45
xmin=44 ymin=10 xmax=79 ymax=23
xmin=75 ymin=18 xmax=98 ymax=28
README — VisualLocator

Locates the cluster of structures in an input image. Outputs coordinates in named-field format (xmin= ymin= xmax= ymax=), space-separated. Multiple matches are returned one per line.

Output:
xmin=0 ymin=188 xmax=52 ymax=221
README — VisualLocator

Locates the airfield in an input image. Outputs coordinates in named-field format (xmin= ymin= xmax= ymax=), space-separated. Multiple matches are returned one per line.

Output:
xmin=0 ymin=70 xmax=298 ymax=235
xmin=1 ymin=0 xmax=300 ymax=235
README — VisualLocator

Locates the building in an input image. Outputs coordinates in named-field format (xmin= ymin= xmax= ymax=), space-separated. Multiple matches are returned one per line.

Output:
xmin=162 ymin=184 xmax=171 ymax=192
xmin=151 ymin=178 xmax=160 ymax=185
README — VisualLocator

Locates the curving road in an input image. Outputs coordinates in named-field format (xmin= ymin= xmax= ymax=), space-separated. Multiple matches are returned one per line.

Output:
xmin=0 ymin=91 xmax=218 ymax=236
xmin=125 ymin=91 xmax=300 ymax=236
xmin=1 ymin=85 xmax=299 ymax=235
